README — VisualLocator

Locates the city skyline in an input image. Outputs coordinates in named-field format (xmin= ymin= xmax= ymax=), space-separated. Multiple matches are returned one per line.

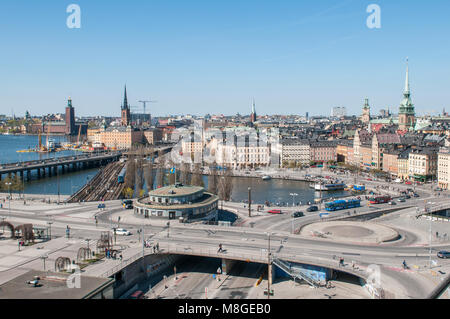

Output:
xmin=1 ymin=1 xmax=450 ymax=117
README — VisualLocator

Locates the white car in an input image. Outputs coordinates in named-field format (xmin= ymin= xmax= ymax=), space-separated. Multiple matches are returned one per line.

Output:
xmin=115 ymin=228 xmax=131 ymax=236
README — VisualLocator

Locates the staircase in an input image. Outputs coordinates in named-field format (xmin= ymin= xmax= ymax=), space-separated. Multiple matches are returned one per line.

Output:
xmin=272 ymin=258 xmax=321 ymax=288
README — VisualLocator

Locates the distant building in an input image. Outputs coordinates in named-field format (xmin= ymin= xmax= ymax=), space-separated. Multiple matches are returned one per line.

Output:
xmin=361 ymin=98 xmax=371 ymax=124
xmin=438 ymin=147 xmax=450 ymax=189
xmin=280 ymin=139 xmax=310 ymax=167
xmin=398 ymin=59 xmax=416 ymax=131
xmin=250 ymin=99 xmax=257 ymax=124
xmin=331 ymin=107 xmax=346 ymax=118
xmin=121 ymin=85 xmax=131 ymax=127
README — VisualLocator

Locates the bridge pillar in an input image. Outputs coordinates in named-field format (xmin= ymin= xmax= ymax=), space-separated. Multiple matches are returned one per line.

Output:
xmin=37 ymin=168 xmax=41 ymax=178
xmin=27 ymin=170 xmax=31 ymax=181
xmin=221 ymin=259 xmax=237 ymax=275
xmin=48 ymin=167 xmax=52 ymax=177
xmin=0 ymin=174 xmax=2 ymax=181
xmin=268 ymin=263 xmax=274 ymax=286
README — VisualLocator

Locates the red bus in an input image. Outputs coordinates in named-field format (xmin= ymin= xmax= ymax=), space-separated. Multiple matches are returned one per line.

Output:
xmin=369 ymin=196 xmax=391 ymax=204
xmin=267 ymin=210 xmax=282 ymax=214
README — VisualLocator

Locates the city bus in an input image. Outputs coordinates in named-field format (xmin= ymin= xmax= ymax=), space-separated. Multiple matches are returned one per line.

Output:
xmin=325 ymin=199 xmax=361 ymax=212
xmin=369 ymin=196 xmax=391 ymax=204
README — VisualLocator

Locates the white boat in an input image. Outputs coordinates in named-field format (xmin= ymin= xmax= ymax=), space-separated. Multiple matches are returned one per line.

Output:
xmin=262 ymin=176 xmax=272 ymax=181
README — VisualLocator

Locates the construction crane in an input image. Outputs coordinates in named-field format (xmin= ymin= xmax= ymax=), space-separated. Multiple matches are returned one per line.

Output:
xmin=138 ymin=99 xmax=157 ymax=115
xmin=77 ymin=125 xmax=82 ymax=147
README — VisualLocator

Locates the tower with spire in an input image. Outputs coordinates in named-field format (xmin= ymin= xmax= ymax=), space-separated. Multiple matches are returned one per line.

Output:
xmin=250 ymin=99 xmax=257 ymax=124
xmin=121 ymin=85 xmax=131 ymax=126
xmin=361 ymin=98 xmax=371 ymax=124
xmin=398 ymin=58 xmax=416 ymax=131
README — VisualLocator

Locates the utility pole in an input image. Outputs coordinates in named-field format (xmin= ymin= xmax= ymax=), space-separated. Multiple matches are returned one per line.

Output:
xmin=248 ymin=187 xmax=252 ymax=217
xmin=267 ymin=232 xmax=272 ymax=299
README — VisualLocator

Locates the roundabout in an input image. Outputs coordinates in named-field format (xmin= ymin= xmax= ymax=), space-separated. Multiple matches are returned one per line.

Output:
xmin=300 ymin=221 xmax=400 ymax=244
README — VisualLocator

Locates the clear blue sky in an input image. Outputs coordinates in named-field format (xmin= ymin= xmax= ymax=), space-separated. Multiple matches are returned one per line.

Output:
xmin=0 ymin=0 xmax=449 ymax=117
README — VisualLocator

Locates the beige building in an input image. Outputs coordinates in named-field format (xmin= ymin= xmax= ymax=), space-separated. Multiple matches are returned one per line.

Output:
xmin=280 ymin=139 xmax=310 ymax=167
xmin=143 ymin=128 xmax=162 ymax=145
xmin=408 ymin=148 xmax=438 ymax=182
xmin=216 ymin=136 xmax=270 ymax=169
xmin=100 ymin=127 xmax=143 ymax=150
xmin=438 ymin=147 xmax=450 ymax=190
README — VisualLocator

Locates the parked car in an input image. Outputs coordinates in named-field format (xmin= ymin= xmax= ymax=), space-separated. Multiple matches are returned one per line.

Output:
xmin=405 ymin=181 xmax=412 ymax=185
xmin=413 ymin=193 xmax=420 ymax=198
xmin=437 ymin=251 xmax=450 ymax=259
xmin=129 ymin=290 xmax=146 ymax=299
xmin=292 ymin=212 xmax=304 ymax=218
xmin=388 ymin=201 xmax=397 ymax=205
xmin=398 ymin=198 xmax=406 ymax=203
xmin=405 ymin=195 xmax=411 ymax=199
xmin=306 ymin=206 xmax=319 ymax=212
xmin=115 ymin=228 xmax=131 ymax=236
xmin=98 ymin=203 xmax=106 ymax=209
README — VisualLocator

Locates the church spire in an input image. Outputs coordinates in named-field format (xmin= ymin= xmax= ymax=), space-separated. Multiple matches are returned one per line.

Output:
xmin=404 ymin=57 xmax=410 ymax=95
xmin=122 ymin=85 xmax=129 ymax=110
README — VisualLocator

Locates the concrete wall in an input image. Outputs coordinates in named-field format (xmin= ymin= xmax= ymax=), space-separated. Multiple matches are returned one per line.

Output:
xmin=112 ymin=254 xmax=181 ymax=298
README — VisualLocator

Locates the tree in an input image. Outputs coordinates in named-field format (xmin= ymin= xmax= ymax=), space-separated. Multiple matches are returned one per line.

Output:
xmin=124 ymin=157 xmax=136 ymax=192
xmin=122 ymin=187 xmax=134 ymax=199
xmin=144 ymin=161 xmax=155 ymax=192
xmin=156 ymin=152 xmax=166 ymax=188
xmin=208 ymin=163 xmax=218 ymax=194
xmin=180 ymin=162 xmax=191 ymax=185
xmin=135 ymin=158 xmax=144 ymax=197
xmin=191 ymin=163 xmax=204 ymax=187
xmin=217 ymin=166 xmax=233 ymax=201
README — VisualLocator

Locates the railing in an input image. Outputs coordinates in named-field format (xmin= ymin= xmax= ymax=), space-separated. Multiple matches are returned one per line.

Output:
xmin=101 ymin=249 xmax=151 ymax=278
xmin=272 ymin=258 xmax=320 ymax=288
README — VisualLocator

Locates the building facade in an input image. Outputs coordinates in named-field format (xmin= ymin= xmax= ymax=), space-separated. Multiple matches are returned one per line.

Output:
xmin=438 ymin=147 xmax=450 ymax=190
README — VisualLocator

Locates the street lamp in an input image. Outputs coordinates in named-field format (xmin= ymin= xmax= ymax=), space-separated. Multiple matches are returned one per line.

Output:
xmin=248 ymin=187 xmax=252 ymax=217
xmin=265 ymin=232 xmax=274 ymax=299
xmin=41 ymin=255 xmax=48 ymax=271
xmin=289 ymin=193 xmax=298 ymax=207
xmin=47 ymin=221 xmax=53 ymax=240
xmin=167 ymin=221 xmax=170 ymax=238
xmin=5 ymin=182 xmax=12 ymax=219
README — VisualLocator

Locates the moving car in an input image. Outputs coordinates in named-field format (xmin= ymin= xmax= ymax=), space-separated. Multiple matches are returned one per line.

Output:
xmin=292 ymin=212 xmax=304 ymax=218
xmin=413 ymin=193 xmax=420 ymax=198
xmin=388 ymin=201 xmax=396 ymax=205
xmin=115 ymin=228 xmax=131 ymax=236
xmin=306 ymin=206 xmax=319 ymax=212
xmin=437 ymin=251 xmax=450 ymax=259
xmin=398 ymin=197 xmax=406 ymax=203
xmin=405 ymin=181 xmax=412 ymax=185
xmin=267 ymin=210 xmax=282 ymax=215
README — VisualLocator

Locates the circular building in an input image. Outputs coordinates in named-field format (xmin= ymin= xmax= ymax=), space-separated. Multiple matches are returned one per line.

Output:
xmin=134 ymin=184 xmax=219 ymax=221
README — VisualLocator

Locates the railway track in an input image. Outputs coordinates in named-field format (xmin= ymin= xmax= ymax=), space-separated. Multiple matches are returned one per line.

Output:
xmin=68 ymin=161 xmax=125 ymax=203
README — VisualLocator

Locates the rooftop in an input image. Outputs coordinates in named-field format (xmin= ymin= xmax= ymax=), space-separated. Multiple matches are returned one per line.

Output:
xmin=148 ymin=185 xmax=204 ymax=197
xmin=0 ymin=271 xmax=114 ymax=299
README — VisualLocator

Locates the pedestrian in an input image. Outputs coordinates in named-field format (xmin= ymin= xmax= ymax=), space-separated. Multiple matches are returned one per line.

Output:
xmin=120 ymin=254 xmax=123 ymax=261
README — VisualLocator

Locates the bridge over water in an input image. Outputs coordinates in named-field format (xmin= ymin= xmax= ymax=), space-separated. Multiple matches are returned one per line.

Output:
xmin=0 ymin=152 xmax=122 ymax=181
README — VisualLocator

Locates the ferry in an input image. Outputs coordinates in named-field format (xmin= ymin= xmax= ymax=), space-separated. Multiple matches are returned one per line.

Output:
xmin=310 ymin=182 xmax=346 ymax=191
